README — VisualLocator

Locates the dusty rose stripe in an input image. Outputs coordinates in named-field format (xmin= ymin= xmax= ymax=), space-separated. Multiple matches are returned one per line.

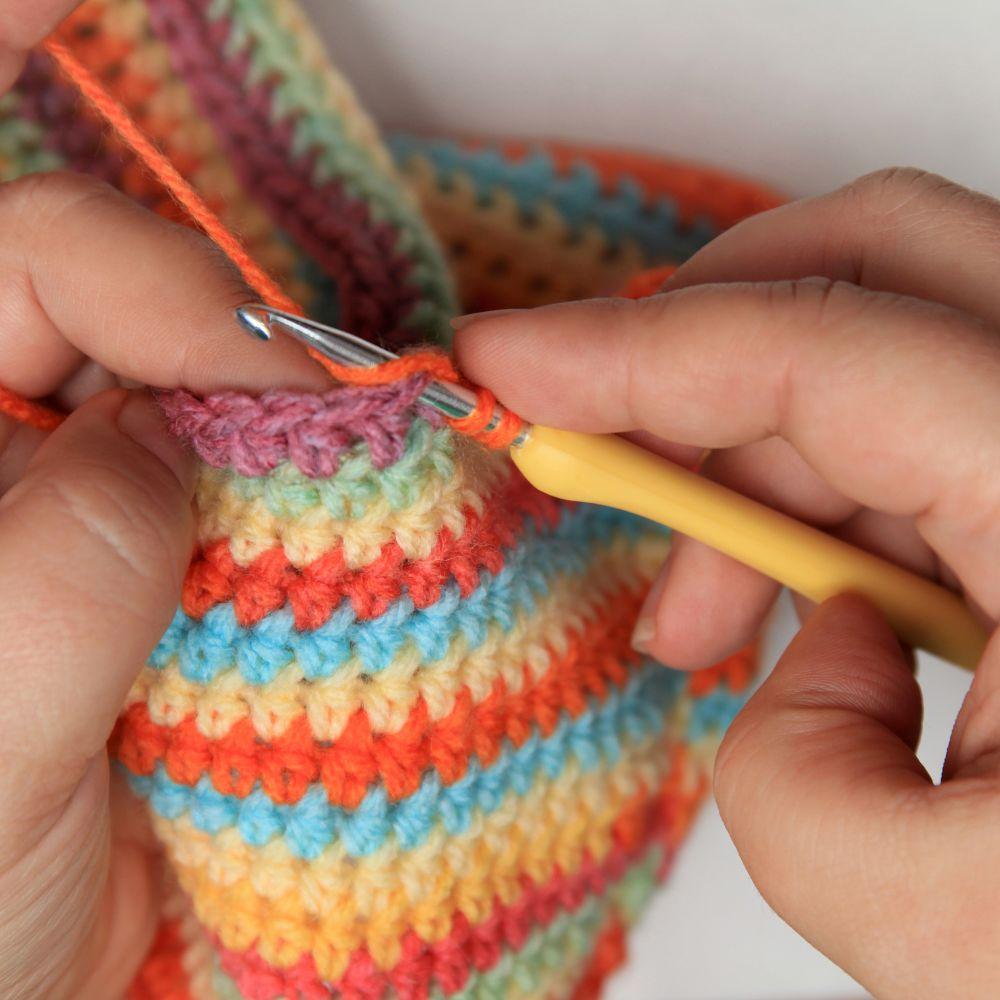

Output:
xmin=146 ymin=0 xmax=421 ymax=346
xmin=158 ymin=381 xmax=438 ymax=478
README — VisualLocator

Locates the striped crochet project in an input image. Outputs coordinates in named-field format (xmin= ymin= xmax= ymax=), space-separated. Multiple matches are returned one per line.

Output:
xmin=1 ymin=2 xmax=782 ymax=997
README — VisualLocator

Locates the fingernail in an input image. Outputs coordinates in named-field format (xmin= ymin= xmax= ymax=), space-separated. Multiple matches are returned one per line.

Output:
xmin=631 ymin=569 xmax=670 ymax=653
xmin=117 ymin=391 xmax=195 ymax=493
xmin=450 ymin=308 xmax=523 ymax=332
xmin=631 ymin=615 xmax=657 ymax=654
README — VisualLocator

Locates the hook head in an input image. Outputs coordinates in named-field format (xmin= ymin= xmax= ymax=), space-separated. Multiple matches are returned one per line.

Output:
xmin=235 ymin=304 xmax=274 ymax=341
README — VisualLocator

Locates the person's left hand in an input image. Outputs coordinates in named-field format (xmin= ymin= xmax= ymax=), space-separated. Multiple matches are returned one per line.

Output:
xmin=0 ymin=21 xmax=327 ymax=982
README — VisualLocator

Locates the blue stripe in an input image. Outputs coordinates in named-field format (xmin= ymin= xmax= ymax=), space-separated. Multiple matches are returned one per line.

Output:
xmin=129 ymin=660 xmax=685 ymax=859
xmin=387 ymin=134 xmax=719 ymax=262
xmin=686 ymin=682 xmax=748 ymax=742
xmin=152 ymin=504 xmax=657 ymax=685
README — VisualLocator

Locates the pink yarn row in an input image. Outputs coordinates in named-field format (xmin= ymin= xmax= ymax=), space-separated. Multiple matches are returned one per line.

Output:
xmin=158 ymin=381 xmax=437 ymax=478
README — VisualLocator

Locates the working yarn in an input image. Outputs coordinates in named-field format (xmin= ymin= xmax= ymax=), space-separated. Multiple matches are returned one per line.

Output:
xmin=1 ymin=2 xmax=781 ymax=997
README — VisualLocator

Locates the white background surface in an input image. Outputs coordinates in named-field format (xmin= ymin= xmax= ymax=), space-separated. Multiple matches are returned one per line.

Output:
xmin=302 ymin=4 xmax=985 ymax=996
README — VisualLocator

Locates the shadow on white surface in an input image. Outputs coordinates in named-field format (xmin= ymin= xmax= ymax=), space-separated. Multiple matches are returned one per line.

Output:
xmin=307 ymin=0 xmax=1000 ymax=200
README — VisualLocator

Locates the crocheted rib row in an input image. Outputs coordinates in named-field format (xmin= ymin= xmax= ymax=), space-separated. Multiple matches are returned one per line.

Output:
xmin=1 ymin=2 xmax=782 ymax=996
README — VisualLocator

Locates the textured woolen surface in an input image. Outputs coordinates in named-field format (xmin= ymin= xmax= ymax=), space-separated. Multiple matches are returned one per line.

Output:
xmin=1 ymin=1 xmax=780 ymax=996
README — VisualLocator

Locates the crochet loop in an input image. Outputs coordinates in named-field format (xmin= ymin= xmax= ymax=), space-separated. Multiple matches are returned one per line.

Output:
xmin=318 ymin=353 xmax=524 ymax=448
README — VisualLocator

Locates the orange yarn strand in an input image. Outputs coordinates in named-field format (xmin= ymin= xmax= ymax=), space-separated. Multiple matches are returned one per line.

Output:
xmin=0 ymin=387 xmax=65 ymax=431
xmin=42 ymin=39 xmax=424 ymax=398
xmin=450 ymin=387 xmax=524 ymax=447
xmin=43 ymin=38 xmax=299 ymax=317
xmin=320 ymin=353 xmax=525 ymax=447
xmin=0 ymin=38 xmax=525 ymax=449
xmin=317 ymin=353 xmax=460 ymax=386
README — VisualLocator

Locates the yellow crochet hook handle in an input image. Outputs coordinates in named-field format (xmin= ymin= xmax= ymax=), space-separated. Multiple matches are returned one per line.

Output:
xmin=512 ymin=425 xmax=988 ymax=671
xmin=236 ymin=305 xmax=989 ymax=673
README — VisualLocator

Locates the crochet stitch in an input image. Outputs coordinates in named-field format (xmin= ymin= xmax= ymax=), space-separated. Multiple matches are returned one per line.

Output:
xmin=1 ymin=2 xmax=780 ymax=996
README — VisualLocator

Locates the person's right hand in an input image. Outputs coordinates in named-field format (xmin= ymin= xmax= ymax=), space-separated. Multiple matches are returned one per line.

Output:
xmin=454 ymin=167 xmax=1000 ymax=999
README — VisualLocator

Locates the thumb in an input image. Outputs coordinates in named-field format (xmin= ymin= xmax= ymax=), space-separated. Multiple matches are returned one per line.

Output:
xmin=0 ymin=389 xmax=195 ymax=792
xmin=714 ymin=594 xmax=931 ymax=994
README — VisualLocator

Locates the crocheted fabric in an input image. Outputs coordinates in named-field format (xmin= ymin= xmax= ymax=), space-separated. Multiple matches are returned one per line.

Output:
xmin=2 ymin=3 xmax=781 ymax=997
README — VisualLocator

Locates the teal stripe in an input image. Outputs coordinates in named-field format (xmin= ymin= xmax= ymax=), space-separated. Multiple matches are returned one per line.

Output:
xmin=388 ymin=134 xmax=719 ymax=263
xmin=206 ymin=419 xmax=456 ymax=522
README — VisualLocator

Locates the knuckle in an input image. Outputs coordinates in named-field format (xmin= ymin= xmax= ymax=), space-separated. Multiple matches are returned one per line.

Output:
xmin=165 ymin=222 xmax=250 ymax=301
xmin=0 ymin=170 xmax=122 ymax=227
xmin=40 ymin=455 xmax=190 ymax=591
xmin=843 ymin=166 xmax=1000 ymax=232
xmin=615 ymin=292 xmax=677 ymax=425
xmin=847 ymin=166 xmax=957 ymax=208
xmin=0 ymin=172 xmax=137 ymax=260
xmin=0 ymin=171 xmax=250 ymax=309
xmin=712 ymin=707 xmax=757 ymax=817
xmin=765 ymin=276 xmax=870 ymax=331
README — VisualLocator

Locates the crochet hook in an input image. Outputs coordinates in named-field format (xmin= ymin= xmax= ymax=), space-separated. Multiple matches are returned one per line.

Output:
xmin=236 ymin=304 xmax=989 ymax=671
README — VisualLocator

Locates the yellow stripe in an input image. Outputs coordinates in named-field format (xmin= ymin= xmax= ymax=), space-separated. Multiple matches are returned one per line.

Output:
xmin=400 ymin=155 xmax=647 ymax=309
xmin=195 ymin=446 xmax=509 ymax=568
xmin=127 ymin=534 xmax=668 ymax=740
xmin=155 ymin=729 xmax=696 ymax=979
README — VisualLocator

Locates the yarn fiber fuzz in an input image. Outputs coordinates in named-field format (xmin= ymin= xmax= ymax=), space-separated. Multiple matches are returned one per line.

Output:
xmin=1 ymin=1 xmax=780 ymax=996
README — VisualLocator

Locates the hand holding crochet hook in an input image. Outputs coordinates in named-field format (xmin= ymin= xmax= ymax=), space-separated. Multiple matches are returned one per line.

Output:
xmin=455 ymin=169 xmax=1000 ymax=999
xmin=0 ymin=12 xmax=999 ymax=997
xmin=242 ymin=169 xmax=1000 ymax=996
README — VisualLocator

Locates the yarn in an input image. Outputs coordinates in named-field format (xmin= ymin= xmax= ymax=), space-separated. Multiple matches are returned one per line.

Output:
xmin=0 ymin=2 xmax=781 ymax=997
xmin=0 ymin=385 xmax=64 ymax=430
xmin=41 ymin=36 xmax=523 ymax=447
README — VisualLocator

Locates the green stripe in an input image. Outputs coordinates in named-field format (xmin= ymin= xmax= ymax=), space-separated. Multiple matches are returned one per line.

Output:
xmin=201 ymin=421 xmax=458 ymax=522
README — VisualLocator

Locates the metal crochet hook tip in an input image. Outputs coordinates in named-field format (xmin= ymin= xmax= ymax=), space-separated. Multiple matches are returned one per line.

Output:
xmin=235 ymin=304 xmax=274 ymax=341
xmin=235 ymin=304 xmax=530 ymax=445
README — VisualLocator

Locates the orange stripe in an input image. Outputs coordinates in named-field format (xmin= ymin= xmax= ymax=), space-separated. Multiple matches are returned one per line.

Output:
xmin=113 ymin=583 xmax=648 ymax=807
xmin=126 ymin=919 xmax=194 ymax=1000
xmin=184 ymin=474 xmax=556 ymax=627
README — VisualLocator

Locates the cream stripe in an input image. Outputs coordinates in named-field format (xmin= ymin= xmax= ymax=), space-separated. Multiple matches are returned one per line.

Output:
xmin=155 ymin=729 xmax=700 ymax=977
xmin=402 ymin=155 xmax=648 ymax=308
xmin=195 ymin=443 xmax=509 ymax=568
xmin=128 ymin=534 xmax=668 ymax=740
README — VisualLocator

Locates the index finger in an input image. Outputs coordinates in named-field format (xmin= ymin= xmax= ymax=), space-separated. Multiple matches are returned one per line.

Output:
xmin=454 ymin=279 xmax=1000 ymax=619
xmin=0 ymin=1 xmax=79 ymax=91
xmin=0 ymin=171 xmax=328 ymax=397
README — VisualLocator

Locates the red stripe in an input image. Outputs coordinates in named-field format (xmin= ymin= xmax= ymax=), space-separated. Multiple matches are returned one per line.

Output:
xmin=183 ymin=473 xmax=560 ymax=628
xmin=126 ymin=919 xmax=194 ymax=1000
xmin=570 ymin=918 xmax=627 ymax=1000
xmin=212 ymin=772 xmax=689 ymax=1000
